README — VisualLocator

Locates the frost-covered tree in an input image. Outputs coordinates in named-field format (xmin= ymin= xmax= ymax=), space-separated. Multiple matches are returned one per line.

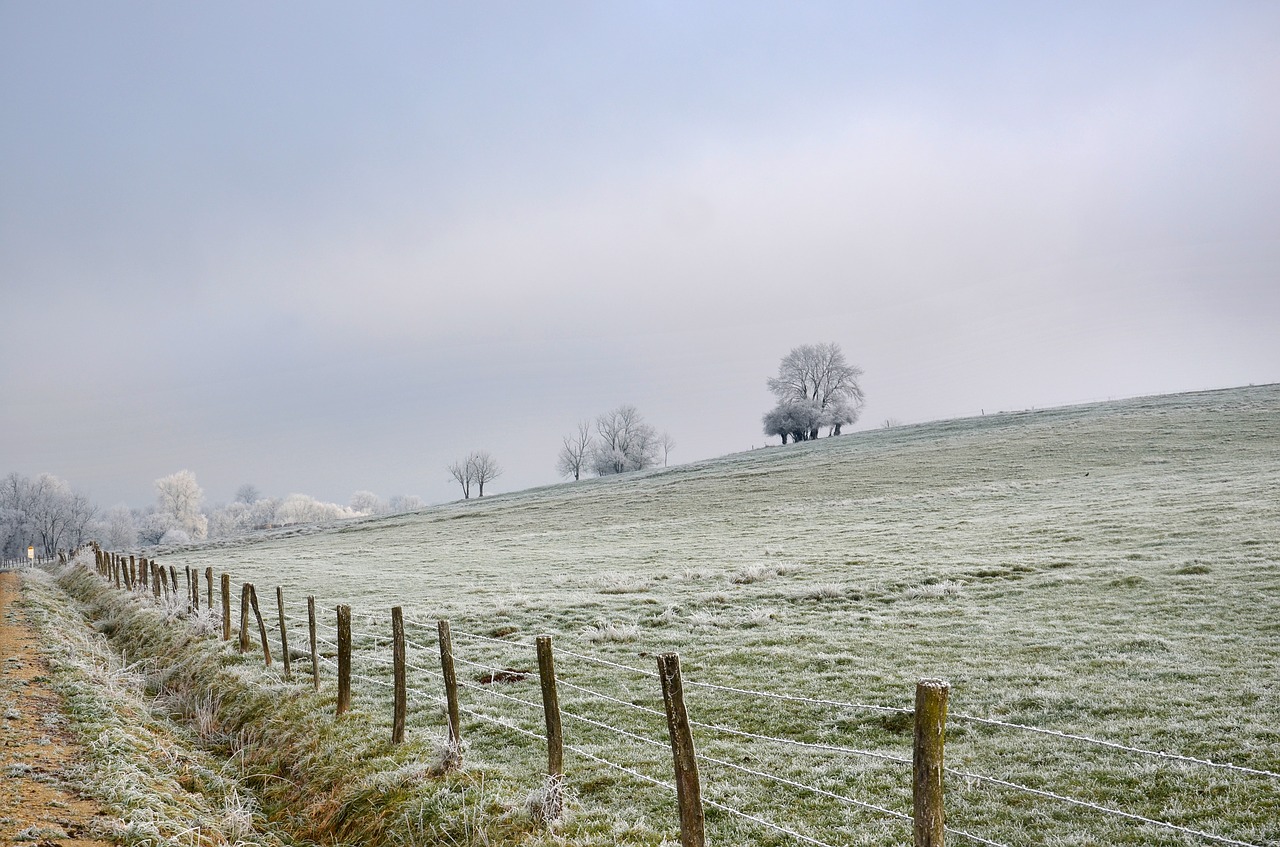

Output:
xmin=388 ymin=494 xmax=425 ymax=513
xmin=101 ymin=504 xmax=137 ymax=549
xmin=762 ymin=399 xmax=824 ymax=444
xmin=556 ymin=421 xmax=594 ymax=481
xmin=766 ymin=342 xmax=865 ymax=441
xmin=350 ymin=490 xmax=387 ymax=515
xmin=154 ymin=470 xmax=208 ymax=540
xmin=275 ymin=494 xmax=357 ymax=526
xmin=235 ymin=483 xmax=261 ymax=505
xmin=591 ymin=405 xmax=659 ymax=476
xmin=0 ymin=472 xmax=97 ymax=557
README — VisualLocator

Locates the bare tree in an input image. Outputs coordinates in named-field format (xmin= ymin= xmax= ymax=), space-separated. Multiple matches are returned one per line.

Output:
xmin=235 ymin=483 xmax=261 ymax=504
xmin=468 ymin=451 xmax=502 ymax=497
xmin=449 ymin=451 xmax=502 ymax=498
xmin=659 ymin=432 xmax=676 ymax=467
xmin=591 ymin=405 xmax=659 ymax=476
xmin=447 ymin=460 xmax=473 ymax=499
xmin=0 ymin=472 xmax=98 ymax=557
xmin=766 ymin=342 xmax=865 ymax=441
xmin=556 ymin=420 xmax=594 ymax=481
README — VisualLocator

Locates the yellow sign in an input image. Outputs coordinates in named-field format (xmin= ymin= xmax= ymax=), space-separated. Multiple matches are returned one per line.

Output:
xmin=27 ymin=545 xmax=34 ymax=560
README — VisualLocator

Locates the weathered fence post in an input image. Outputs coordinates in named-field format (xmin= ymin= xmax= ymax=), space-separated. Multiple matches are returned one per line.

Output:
xmin=185 ymin=566 xmax=193 ymax=612
xmin=189 ymin=567 xmax=199 ymax=612
xmin=307 ymin=595 xmax=319 ymax=692
xmin=168 ymin=566 xmax=178 ymax=596
xmin=221 ymin=573 xmax=231 ymax=640
xmin=336 ymin=605 xmax=352 ymax=715
xmin=248 ymin=584 xmax=272 ymax=667
xmin=151 ymin=562 xmax=161 ymax=599
xmin=658 ymin=652 xmax=704 ymax=847
xmin=159 ymin=564 xmax=170 ymax=598
xmin=391 ymin=606 xmax=406 ymax=744
xmin=437 ymin=619 xmax=463 ymax=766
xmin=205 ymin=567 xmax=213 ymax=611
xmin=914 ymin=678 xmax=950 ymax=847
xmin=113 ymin=555 xmax=122 ymax=589
xmin=129 ymin=555 xmax=137 ymax=590
xmin=537 ymin=634 xmax=565 ymax=819
xmin=140 ymin=557 xmax=148 ymax=589
xmin=276 ymin=586 xmax=290 ymax=680
xmin=239 ymin=583 xmax=252 ymax=653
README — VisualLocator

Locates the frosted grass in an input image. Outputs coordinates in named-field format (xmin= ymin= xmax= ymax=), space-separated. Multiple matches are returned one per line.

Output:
xmin=165 ymin=385 xmax=1280 ymax=846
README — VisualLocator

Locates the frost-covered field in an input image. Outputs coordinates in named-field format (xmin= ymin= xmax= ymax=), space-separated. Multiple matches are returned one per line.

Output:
xmin=166 ymin=385 xmax=1280 ymax=846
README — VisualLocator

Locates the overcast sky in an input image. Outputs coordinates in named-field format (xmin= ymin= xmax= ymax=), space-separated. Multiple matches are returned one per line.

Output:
xmin=2 ymin=2 xmax=1277 ymax=510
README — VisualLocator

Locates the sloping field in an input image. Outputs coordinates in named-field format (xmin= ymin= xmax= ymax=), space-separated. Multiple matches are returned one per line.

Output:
xmin=165 ymin=385 xmax=1280 ymax=846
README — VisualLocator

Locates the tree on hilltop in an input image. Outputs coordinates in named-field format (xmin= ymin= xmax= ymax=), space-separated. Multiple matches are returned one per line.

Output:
xmin=763 ymin=343 xmax=865 ymax=443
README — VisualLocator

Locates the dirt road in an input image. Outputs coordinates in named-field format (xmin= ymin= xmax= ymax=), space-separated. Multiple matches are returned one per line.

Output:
xmin=0 ymin=571 xmax=113 ymax=846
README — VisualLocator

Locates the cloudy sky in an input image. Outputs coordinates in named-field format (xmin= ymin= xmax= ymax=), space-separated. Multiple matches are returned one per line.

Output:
xmin=2 ymin=2 xmax=1277 ymax=510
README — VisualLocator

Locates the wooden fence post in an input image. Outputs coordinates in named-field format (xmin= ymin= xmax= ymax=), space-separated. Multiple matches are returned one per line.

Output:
xmin=914 ymin=678 xmax=950 ymax=847
xmin=159 ymin=564 xmax=169 ymax=597
xmin=276 ymin=586 xmax=290 ymax=680
xmin=658 ymin=652 xmax=704 ymax=847
xmin=308 ymin=595 xmax=319 ymax=692
xmin=336 ymin=605 xmax=352 ymax=715
xmin=221 ymin=573 xmax=231 ymax=640
xmin=168 ymin=566 xmax=178 ymax=597
xmin=391 ymin=606 xmax=406 ymax=744
xmin=239 ymin=583 xmax=252 ymax=653
xmin=129 ymin=555 xmax=137 ymax=590
xmin=437 ymin=619 xmax=463 ymax=766
xmin=184 ymin=567 xmax=192 ymax=612
xmin=205 ymin=567 xmax=213 ymax=611
xmin=537 ymin=634 xmax=565 ymax=819
xmin=189 ymin=567 xmax=199 ymax=612
xmin=113 ymin=555 xmax=122 ymax=589
xmin=248 ymin=584 xmax=272 ymax=667
xmin=151 ymin=562 xmax=161 ymax=599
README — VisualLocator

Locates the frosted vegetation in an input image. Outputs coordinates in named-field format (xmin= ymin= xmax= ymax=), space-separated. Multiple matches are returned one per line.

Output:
xmin=156 ymin=385 xmax=1278 ymax=846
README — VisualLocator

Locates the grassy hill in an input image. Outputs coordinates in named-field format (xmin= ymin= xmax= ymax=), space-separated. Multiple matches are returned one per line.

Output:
xmin=158 ymin=384 xmax=1279 ymax=846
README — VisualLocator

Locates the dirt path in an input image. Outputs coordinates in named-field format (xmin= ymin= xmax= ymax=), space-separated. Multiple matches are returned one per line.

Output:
xmin=0 ymin=571 xmax=114 ymax=846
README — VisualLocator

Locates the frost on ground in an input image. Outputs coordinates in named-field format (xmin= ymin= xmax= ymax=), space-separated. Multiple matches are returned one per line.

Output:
xmin=162 ymin=385 xmax=1280 ymax=847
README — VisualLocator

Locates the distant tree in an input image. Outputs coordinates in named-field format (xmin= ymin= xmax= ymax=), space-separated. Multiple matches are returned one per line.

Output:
xmin=468 ymin=451 xmax=502 ymax=497
xmin=235 ymin=483 xmax=261 ymax=505
xmin=350 ymin=490 xmax=387 ymax=515
xmin=591 ymin=405 xmax=659 ymax=475
xmin=556 ymin=421 xmax=594 ymax=481
xmin=388 ymin=494 xmax=426 ymax=513
xmin=447 ymin=459 xmax=473 ymax=499
xmin=765 ymin=342 xmax=865 ymax=442
xmin=448 ymin=451 xmax=502 ymax=498
xmin=101 ymin=504 xmax=137 ymax=549
xmin=762 ymin=399 xmax=823 ymax=445
xmin=275 ymin=494 xmax=356 ymax=526
xmin=154 ymin=470 xmax=208 ymax=540
xmin=882 ymin=418 xmax=902 ymax=429
xmin=659 ymin=432 xmax=676 ymax=467
xmin=0 ymin=472 xmax=97 ymax=557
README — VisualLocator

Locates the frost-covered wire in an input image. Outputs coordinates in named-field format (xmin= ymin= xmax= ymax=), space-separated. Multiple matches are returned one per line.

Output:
xmin=557 ymin=677 xmax=909 ymax=766
xmin=458 ymin=704 xmax=546 ymax=743
xmin=945 ymin=766 xmax=1265 ymax=847
xmin=700 ymin=796 xmax=843 ymax=847
xmin=949 ymin=712 xmax=1280 ymax=779
xmin=698 ymin=750 xmax=912 ymax=823
xmin=564 ymin=743 xmax=674 ymax=793
xmin=684 ymin=677 xmax=912 ymax=716
xmin=554 ymin=647 xmax=660 ymax=678
xmin=449 ymin=626 xmax=535 ymax=649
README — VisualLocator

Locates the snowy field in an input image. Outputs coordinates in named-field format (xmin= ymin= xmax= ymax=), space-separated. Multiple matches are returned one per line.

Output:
xmin=165 ymin=385 xmax=1280 ymax=846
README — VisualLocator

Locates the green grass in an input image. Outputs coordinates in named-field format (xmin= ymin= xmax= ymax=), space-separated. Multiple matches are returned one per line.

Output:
xmin=126 ymin=385 xmax=1280 ymax=845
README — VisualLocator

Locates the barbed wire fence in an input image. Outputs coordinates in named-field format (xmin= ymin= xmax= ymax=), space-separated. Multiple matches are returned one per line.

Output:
xmin=77 ymin=545 xmax=1280 ymax=847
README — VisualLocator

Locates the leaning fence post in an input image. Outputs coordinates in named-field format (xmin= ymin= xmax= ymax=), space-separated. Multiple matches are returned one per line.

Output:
xmin=658 ymin=652 xmax=704 ymax=847
xmin=437 ymin=619 xmax=463 ymax=766
xmin=537 ymin=634 xmax=565 ymax=819
xmin=248 ymin=584 xmax=272 ymax=667
xmin=391 ymin=606 xmax=406 ymax=744
xmin=914 ymin=678 xmax=950 ymax=847
xmin=169 ymin=565 xmax=178 ymax=597
xmin=239 ymin=583 xmax=252 ymax=653
xmin=221 ymin=573 xmax=231 ymax=640
xmin=308 ymin=595 xmax=319 ymax=692
xmin=336 ymin=604 xmax=352 ymax=715
xmin=276 ymin=586 xmax=290 ymax=680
